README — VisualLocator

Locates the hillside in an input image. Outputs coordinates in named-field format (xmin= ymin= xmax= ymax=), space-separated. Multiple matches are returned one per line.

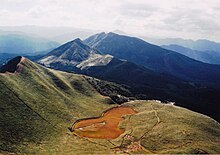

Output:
xmin=84 ymin=32 xmax=220 ymax=88
xmin=0 ymin=57 xmax=114 ymax=154
xmin=0 ymin=57 xmax=219 ymax=154
xmin=162 ymin=44 xmax=220 ymax=65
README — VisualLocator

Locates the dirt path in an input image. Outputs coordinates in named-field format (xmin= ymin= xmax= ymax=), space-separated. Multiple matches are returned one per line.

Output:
xmin=152 ymin=104 xmax=160 ymax=124
xmin=139 ymin=103 xmax=161 ymax=140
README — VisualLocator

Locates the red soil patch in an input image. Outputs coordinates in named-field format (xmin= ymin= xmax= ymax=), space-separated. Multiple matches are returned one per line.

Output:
xmin=70 ymin=106 xmax=136 ymax=139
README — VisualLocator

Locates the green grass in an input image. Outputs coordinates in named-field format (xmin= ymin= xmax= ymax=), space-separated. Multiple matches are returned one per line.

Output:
xmin=0 ymin=59 xmax=114 ymax=154
xmin=120 ymin=101 xmax=220 ymax=154
xmin=0 ymin=59 xmax=219 ymax=154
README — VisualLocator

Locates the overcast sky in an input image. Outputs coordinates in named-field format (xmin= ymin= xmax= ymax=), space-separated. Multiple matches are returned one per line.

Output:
xmin=1 ymin=0 xmax=220 ymax=41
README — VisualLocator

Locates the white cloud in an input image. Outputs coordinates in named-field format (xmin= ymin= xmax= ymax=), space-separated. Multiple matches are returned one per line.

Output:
xmin=0 ymin=0 xmax=220 ymax=41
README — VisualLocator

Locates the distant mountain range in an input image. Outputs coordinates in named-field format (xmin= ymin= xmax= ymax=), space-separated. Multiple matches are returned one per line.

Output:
xmin=144 ymin=37 xmax=220 ymax=52
xmin=85 ymin=32 xmax=220 ymax=89
xmin=0 ymin=26 xmax=97 ymax=43
xmin=0 ymin=34 xmax=59 ymax=54
xmin=1 ymin=26 xmax=220 ymax=52
xmin=162 ymin=44 xmax=220 ymax=65
xmin=37 ymin=36 xmax=220 ymax=121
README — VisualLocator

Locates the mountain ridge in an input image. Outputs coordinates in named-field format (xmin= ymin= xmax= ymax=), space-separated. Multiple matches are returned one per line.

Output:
xmin=36 ymin=38 xmax=220 ymax=122
xmin=143 ymin=37 xmax=220 ymax=52
xmin=84 ymin=32 xmax=220 ymax=88
xmin=161 ymin=44 xmax=220 ymax=65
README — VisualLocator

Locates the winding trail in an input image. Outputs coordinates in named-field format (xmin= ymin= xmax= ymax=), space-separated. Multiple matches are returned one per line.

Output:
xmin=139 ymin=103 xmax=161 ymax=140
xmin=152 ymin=104 xmax=160 ymax=124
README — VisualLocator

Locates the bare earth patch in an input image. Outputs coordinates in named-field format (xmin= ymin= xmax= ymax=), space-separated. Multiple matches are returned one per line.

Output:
xmin=70 ymin=106 xmax=137 ymax=139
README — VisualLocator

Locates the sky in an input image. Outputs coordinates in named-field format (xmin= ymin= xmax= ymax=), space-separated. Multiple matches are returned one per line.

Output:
xmin=0 ymin=0 xmax=220 ymax=41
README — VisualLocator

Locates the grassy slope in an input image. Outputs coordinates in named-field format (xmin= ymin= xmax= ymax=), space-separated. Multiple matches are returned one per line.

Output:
xmin=35 ymin=101 xmax=220 ymax=154
xmin=0 ymin=59 xmax=219 ymax=154
xmin=0 ymin=59 xmax=114 ymax=154
xmin=59 ymin=100 xmax=220 ymax=154
xmin=120 ymin=101 xmax=220 ymax=154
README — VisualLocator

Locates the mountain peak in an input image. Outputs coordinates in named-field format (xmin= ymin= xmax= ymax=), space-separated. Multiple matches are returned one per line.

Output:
xmin=72 ymin=38 xmax=83 ymax=43
xmin=46 ymin=37 xmax=96 ymax=57
xmin=39 ymin=37 xmax=102 ymax=67
xmin=83 ymin=32 xmax=120 ymax=48
xmin=96 ymin=32 xmax=118 ymax=37
xmin=107 ymin=32 xmax=118 ymax=36
xmin=0 ymin=56 xmax=25 ymax=73
xmin=98 ymin=32 xmax=106 ymax=35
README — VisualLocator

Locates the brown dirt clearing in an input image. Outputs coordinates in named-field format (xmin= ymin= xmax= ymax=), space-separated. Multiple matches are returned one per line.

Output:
xmin=70 ymin=106 xmax=137 ymax=139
